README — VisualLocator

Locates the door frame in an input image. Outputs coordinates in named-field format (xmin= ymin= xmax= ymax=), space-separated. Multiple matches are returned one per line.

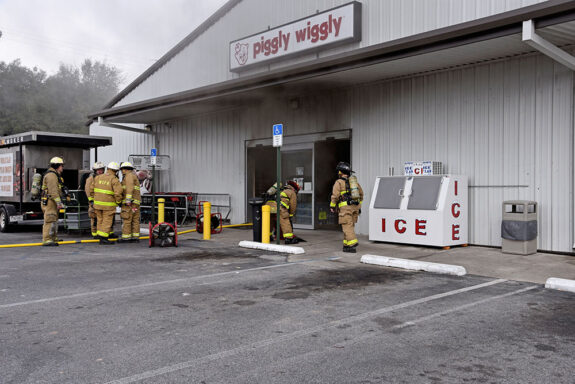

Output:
xmin=281 ymin=142 xmax=314 ymax=229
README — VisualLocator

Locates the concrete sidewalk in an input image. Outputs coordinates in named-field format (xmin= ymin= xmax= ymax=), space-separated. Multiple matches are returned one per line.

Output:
xmin=1 ymin=224 xmax=573 ymax=285
xmin=216 ymin=227 xmax=575 ymax=285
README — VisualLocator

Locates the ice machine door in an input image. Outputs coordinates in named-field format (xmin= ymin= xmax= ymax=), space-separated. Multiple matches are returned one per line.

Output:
xmin=373 ymin=177 xmax=406 ymax=209
xmin=407 ymin=176 xmax=443 ymax=210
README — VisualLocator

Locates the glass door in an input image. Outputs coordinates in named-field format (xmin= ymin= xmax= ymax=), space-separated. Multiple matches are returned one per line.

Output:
xmin=281 ymin=143 xmax=314 ymax=229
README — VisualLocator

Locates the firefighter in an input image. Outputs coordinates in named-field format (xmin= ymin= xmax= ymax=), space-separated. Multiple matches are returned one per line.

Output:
xmin=89 ymin=161 xmax=123 ymax=245
xmin=85 ymin=162 xmax=106 ymax=238
xmin=118 ymin=162 xmax=141 ymax=243
xmin=265 ymin=180 xmax=300 ymax=244
xmin=41 ymin=157 xmax=65 ymax=246
xmin=330 ymin=162 xmax=364 ymax=253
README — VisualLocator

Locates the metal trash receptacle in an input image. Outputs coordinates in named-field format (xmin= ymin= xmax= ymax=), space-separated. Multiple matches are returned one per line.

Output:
xmin=248 ymin=197 xmax=264 ymax=242
xmin=501 ymin=200 xmax=537 ymax=255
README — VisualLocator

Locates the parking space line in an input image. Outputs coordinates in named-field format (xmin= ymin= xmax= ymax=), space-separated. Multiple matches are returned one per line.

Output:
xmin=0 ymin=261 xmax=314 ymax=310
xmin=103 ymin=278 xmax=508 ymax=384
xmin=393 ymin=285 xmax=538 ymax=330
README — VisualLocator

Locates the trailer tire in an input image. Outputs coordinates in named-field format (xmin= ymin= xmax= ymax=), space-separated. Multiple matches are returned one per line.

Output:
xmin=0 ymin=207 xmax=11 ymax=233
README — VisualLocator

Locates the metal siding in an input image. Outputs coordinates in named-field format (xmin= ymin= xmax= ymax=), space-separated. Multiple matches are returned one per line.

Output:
xmin=100 ymin=48 xmax=572 ymax=252
xmin=154 ymin=110 xmax=246 ymax=224
xmin=115 ymin=0 xmax=546 ymax=106
xmin=350 ymin=52 xmax=573 ymax=252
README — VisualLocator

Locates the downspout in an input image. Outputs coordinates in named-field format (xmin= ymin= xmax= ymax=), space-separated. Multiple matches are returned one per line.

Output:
xmin=522 ymin=20 xmax=575 ymax=248
xmin=97 ymin=117 xmax=155 ymax=135
xmin=522 ymin=20 xmax=575 ymax=70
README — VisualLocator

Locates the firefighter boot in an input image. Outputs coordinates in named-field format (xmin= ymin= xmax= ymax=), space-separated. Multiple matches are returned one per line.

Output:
xmin=285 ymin=237 xmax=299 ymax=245
xmin=342 ymin=245 xmax=356 ymax=253
xmin=99 ymin=236 xmax=115 ymax=245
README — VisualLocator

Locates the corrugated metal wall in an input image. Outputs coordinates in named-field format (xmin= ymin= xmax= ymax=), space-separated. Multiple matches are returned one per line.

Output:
xmin=149 ymin=50 xmax=573 ymax=252
xmin=154 ymin=110 xmax=246 ymax=223
xmin=117 ymin=0 xmax=545 ymax=106
xmin=351 ymin=53 xmax=573 ymax=252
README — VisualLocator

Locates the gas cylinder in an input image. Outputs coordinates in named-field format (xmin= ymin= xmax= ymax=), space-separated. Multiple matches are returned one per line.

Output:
xmin=266 ymin=182 xmax=281 ymax=197
xmin=349 ymin=175 xmax=360 ymax=201
xmin=30 ymin=173 xmax=42 ymax=200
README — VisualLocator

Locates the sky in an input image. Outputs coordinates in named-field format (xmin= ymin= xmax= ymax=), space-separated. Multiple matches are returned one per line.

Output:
xmin=0 ymin=0 xmax=228 ymax=87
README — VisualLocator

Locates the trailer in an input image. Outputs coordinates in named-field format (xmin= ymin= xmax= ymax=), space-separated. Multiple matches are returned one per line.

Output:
xmin=0 ymin=131 xmax=112 ymax=232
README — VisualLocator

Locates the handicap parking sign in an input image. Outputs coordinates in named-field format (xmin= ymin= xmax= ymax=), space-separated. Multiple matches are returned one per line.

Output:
xmin=273 ymin=124 xmax=283 ymax=136
xmin=273 ymin=124 xmax=283 ymax=147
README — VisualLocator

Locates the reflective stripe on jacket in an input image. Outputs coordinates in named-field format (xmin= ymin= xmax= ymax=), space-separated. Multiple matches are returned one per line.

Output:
xmin=41 ymin=169 xmax=63 ymax=203
xmin=330 ymin=178 xmax=364 ymax=209
xmin=85 ymin=174 xmax=95 ymax=202
xmin=121 ymin=171 xmax=141 ymax=205
xmin=90 ymin=169 xmax=123 ymax=210
xmin=280 ymin=185 xmax=297 ymax=216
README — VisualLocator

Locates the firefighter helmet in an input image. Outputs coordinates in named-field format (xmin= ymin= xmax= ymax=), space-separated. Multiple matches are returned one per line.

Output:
xmin=287 ymin=180 xmax=301 ymax=192
xmin=107 ymin=161 xmax=120 ymax=171
xmin=92 ymin=161 xmax=105 ymax=170
xmin=50 ymin=157 xmax=64 ymax=165
xmin=336 ymin=161 xmax=352 ymax=175
xmin=120 ymin=161 xmax=134 ymax=170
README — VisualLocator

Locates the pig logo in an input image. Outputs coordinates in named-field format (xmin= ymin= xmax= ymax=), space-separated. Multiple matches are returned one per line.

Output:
xmin=234 ymin=43 xmax=249 ymax=66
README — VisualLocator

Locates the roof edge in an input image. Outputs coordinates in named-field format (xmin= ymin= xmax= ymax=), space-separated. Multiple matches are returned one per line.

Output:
xmin=104 ymin=0 xmax=242 ymax=109
xmin=91 ymin=0 xmax=575 ymax=120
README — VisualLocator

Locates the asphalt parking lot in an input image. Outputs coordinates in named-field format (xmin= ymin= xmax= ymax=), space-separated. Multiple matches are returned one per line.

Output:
xmin=1 ymin=228 xmax=574 ymax=383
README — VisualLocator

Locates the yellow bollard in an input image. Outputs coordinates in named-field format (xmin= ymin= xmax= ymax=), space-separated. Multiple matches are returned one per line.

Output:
xmin=158 ymin=198 xmax=165 ymax=223
xmin=203 ymin=202 xmax=211 ymax=240
xmin=262 ymin=204 xmax=270 ymax=244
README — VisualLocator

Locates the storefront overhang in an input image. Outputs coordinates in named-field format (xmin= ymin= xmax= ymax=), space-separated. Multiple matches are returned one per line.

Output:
xmin=89 ymin=0 xmax=575 ymax=125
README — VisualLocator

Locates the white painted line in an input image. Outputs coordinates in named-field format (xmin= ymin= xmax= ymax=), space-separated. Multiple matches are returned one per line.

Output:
xmin=239 ymin=241 xmax=305 ymax=254
xmin=361 ymin=254 xmax=466 ymax=276
xmin=545 ymin=277 xmax=575 ymax=293
xmin=393 ymin=285 xmax=538 ymax=330
xmin=327 ymin=284 xmax=538 ymax=351
xmin=104 ymin=278 xmax=506 ymax=384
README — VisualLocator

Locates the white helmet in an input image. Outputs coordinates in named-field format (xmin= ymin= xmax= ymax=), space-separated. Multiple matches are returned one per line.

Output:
xmin=120 ymin=161 xmax=134 ymax=169
xmin=107 ymin=161 xmax=120 ymax=171
xmin=50 ymin=156 xmax=64 ymax=165
xmin=92 ymin=161 xmax=105 ymax=170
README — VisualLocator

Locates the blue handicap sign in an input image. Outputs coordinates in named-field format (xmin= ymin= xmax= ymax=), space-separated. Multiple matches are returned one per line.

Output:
xmin=151 ymin=148 xmax=157 ymax=156
xmin=273 ymin=124 xmax=283 ymax=136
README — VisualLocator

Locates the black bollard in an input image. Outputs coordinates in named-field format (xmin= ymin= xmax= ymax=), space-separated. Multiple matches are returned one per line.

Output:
xmin=248 ymin=197 xmax=265 ymax=242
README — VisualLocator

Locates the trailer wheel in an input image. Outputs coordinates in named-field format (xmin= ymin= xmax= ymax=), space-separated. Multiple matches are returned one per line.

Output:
xmin=0 ymin=208 xmax=11 ymax=233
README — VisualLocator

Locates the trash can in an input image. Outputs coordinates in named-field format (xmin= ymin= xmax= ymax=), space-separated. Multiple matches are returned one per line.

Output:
xmin=248 ymin=197 xmax=264 ymax=242
xmin=501 ymin=200 xmax=537 ymax=255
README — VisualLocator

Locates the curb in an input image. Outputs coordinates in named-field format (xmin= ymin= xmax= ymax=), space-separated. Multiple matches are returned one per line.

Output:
xmin=238 ymin=241 xmax=305 ymax=254
xmin=360 ymin=254 xmax=467 ymax=276
xmin=545 ymin=277 xmax=575 ymax=293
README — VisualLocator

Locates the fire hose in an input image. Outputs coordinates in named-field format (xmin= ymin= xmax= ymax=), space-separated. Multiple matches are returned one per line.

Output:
xmin=0 ymin=223 xmax=252 ymax=249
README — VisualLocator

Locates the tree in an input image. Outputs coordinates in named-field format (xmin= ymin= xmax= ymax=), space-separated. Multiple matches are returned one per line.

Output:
xmin=0 ymin=59 xmax=122 ymax=136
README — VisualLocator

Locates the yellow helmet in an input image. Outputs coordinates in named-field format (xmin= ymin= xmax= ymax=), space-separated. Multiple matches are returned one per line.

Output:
xmin=107 ymin=161 xmax=120 ymax=171
xmin=92 ymin=161 xmax=105 ymax=170
xmin=120 ymin=161 xmax=134 ymax=169
xmin=50 ymin=157 xmax=64 ymax=165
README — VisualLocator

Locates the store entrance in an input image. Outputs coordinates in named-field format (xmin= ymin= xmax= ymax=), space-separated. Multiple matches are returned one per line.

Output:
xmin=246 ymin=134 xmax=350 ymax=230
